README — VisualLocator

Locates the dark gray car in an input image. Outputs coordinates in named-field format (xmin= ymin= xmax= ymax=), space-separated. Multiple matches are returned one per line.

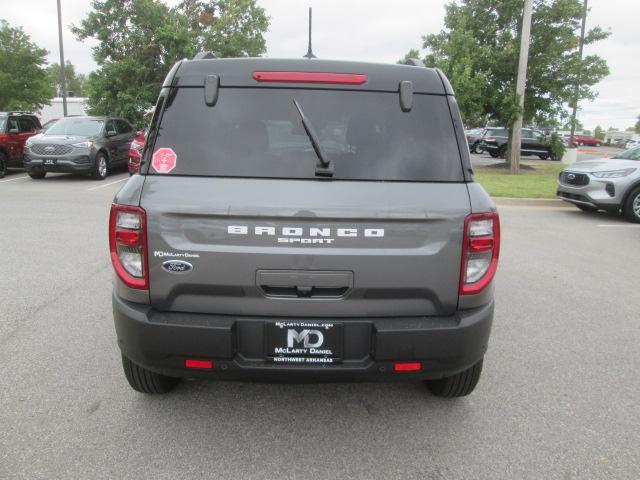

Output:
xmin=24 ymin=116 xmax=136 ymax=180
xmin=110 ymin=57 xmax=500 ymax=398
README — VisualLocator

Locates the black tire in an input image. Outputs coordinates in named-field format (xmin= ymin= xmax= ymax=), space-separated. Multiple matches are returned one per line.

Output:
xmin=426 ymin=359 xmax=483 ymax=398
xmin=28 ymin=170 xmax=46 ymax=179
xmin=576 ymin=204 xmax=597 ymax=212
xmin=0 ymin=151 xmax=7 ymax=179
xmin=497 ymin=145 xmax=507 ymax=159
xmin=488 ymin=151 xmax=499 ymax=158
xmin=538 ymin=153 xmax=549 ymax=160
xmin=623 ymin=187 xmax=640 ymax=223
xmin=121 ymin=355 xmax=180 ymax=394
xmin=92 ymin=152 xmax=108 ymax=180
xmin=469 ymin=143 xmax=478 ymax=154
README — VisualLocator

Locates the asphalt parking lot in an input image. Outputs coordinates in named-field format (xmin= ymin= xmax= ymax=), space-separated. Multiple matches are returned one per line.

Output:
xmin=1 ymin=169 xmax=639 ymax=480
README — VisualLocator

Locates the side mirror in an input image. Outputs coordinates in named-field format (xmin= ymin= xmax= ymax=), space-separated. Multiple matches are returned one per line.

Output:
xmin=105 ymin=130 xmax=117 ymax=137
xmin=8 ymin=128 xmax=19 ymax=134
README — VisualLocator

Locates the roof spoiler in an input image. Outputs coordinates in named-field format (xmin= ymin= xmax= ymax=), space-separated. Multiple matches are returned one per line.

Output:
xmin=404 ymin=58 xmax=425 ymax=67
xmin=193 ymin=52 xmax=216 ymax=60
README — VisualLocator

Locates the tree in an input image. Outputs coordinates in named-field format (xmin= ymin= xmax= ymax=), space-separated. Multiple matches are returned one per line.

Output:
xmin=72 ymin=0 xmax=269 ymax=126
xmin=594 ymin=125 xmax=605 ymax=140
xmin=403 ymin=1 xmax=610 ymax=133
xmin=0 ymin=19 xmax=54 ymax=111
xmin=47 ymin=61 xmax=86 ymax=97
xmin=635 ymin=115 xmax=640 ymax=134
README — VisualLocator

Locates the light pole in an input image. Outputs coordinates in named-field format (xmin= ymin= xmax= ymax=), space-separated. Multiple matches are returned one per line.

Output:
xmin=56 ymin=0 xmax=68 ymax=116
xmin=509 ymin=0 xmax=533 ymax=174
xmin=569 ymin=0 xmax=588 ymax=147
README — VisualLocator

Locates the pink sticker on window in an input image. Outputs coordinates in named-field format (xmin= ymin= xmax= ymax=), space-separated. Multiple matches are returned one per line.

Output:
xmin=151 ymin=148 xmax=177 ymax=173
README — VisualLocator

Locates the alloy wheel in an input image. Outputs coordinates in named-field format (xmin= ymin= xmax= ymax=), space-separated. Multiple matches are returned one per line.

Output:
xmin=98 ymin=157 xmax=107 ymax=178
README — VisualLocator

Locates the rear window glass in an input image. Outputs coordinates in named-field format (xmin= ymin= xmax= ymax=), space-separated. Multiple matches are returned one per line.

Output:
xmin=147 ymin=88 xmax=463 ymax=181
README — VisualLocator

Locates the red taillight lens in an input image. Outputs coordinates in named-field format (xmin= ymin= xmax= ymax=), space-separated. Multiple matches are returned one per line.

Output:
xmin=394 ymin=362 xmax=422 ymax=372
xmin=109 ymin=204 xmax=148 ymax=289
xmin=252 ymin=71 xmax=367 ymax=85
xmin=185 ymin=359 xmax=213 ymax=369
xmin=460 ymin=212 xmax=500 ymax=295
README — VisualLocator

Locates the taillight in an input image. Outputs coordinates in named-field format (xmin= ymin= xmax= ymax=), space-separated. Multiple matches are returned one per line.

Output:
xmin=109 ymin=204 xmax=148 ymax=289
xmin=460 ymin=212 xmax=500 ymax=295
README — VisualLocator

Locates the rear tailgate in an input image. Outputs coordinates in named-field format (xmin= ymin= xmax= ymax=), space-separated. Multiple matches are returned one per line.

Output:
xmin=142 ymin=177 xmax=469 ymax=317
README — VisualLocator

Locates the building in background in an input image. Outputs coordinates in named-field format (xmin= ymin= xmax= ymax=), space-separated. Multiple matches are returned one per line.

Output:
xmin=604 ymin=130 xmax=638 ymax=145
xmin=38 ymin=97 xmax=88 ymax=123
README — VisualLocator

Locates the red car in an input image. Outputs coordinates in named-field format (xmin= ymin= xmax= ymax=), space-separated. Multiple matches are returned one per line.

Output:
xmin=128 ymin=130 xmax=146 ymax=175
xmin=571 ymin=135 xmax=602 ymax=147
xmin=0 ymin=112 xmax=42 ymax=178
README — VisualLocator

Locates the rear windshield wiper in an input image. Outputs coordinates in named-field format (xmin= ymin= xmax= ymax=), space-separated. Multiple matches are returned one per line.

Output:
xmin=292 ymin=99 xmax=334 ymax=177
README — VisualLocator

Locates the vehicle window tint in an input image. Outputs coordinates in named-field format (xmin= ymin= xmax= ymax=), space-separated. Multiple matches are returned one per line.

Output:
xmin=522 ymin=129 xmax=534 ymax=139
xmin=485 ymin=129 xmax=507 ymax=137
xmin=0 ymin=117 xmax=5 ymax=132
xmin=116 ymin=119 xmax=132 ymax=134
xmin=18 ymin=117 xmax=37 ymax=133
xmin=105 ymin=120 xmax=117 ymax=135
xmin=148 ymin=88 xmax=464 ymax=182
xmin=8 ymin=117 xmax=19 ymax=132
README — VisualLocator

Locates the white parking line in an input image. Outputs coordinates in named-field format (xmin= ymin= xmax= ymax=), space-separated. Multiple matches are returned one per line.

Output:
xmin=0 ymin=175 xmax=29 ymax=183
xmin=87 ymin=177 xmax=128 ymax=191
xmin=598 ymin=224 xmax=640 ymax=228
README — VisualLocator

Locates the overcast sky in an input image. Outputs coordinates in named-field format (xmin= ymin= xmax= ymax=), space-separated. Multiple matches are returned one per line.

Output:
xmin=3 ymin=0 xmax=638 ymax=130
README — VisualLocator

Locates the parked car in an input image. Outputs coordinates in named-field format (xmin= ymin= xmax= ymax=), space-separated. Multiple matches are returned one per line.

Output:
xmin=465 ymin=128 xmax=484 ymax=153
xmin=110 ymin=56 xmax=500 ymax=397
xmin=625 ymin=139 xmax=639 ymax=150
xmin=128 ymin=130 xmax=146 ymax=175
xmin=481 ymin=127 xmax=556 ymax=160
xmin=557 ymin=146 xmax=640 ymax=222
xmin=40 ymin=118 xmax=59 ymax=132
xmin=570 ymin=135 xmax=602 ymax=147
xmin=0 ymin=112 xmax=42 ymax=178
xmin=23 ymin=116 xmax=136 ymax=180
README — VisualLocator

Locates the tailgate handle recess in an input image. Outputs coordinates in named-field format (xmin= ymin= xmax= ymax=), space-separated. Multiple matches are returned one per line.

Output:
xmin=257 ymin=270 xmax=353 ymax=299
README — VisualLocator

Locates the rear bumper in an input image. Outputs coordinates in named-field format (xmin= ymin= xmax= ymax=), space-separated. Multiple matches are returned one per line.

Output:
xmin=113 ymin=293 xmax=494 ymax=381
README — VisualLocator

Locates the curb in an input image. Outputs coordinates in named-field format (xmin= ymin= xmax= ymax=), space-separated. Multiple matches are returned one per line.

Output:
xmin=493 ymin=197 xmax=568 ymax=207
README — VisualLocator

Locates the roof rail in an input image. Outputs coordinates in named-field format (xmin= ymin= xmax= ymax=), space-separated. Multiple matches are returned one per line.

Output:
xmin=192 ymin=52 xmax=216 ymax=60
xmin=405 ymin=58 xmax=425 ymax=67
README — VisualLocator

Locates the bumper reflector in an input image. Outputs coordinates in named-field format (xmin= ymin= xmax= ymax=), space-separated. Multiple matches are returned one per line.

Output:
xmin=185 ymin=359 xmax=213 ymax=369
xmin=394 ymin=362 xmax=422 ymax=372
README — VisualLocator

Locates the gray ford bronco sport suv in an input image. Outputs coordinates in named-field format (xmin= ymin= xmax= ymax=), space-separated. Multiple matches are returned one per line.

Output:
xmin=110 ymin=57 xmax=500 ymax=397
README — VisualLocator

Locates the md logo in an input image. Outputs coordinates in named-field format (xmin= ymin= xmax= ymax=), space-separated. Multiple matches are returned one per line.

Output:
xmin=287 ymin=329 xmax=324 ymax=348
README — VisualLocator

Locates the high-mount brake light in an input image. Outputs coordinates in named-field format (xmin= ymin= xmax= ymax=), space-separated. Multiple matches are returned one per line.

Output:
xmin=109 ymin=204 xmax=148 ymax=289
xmin=252 ymin=71 xmax=367 ymax=85
xmin=460 ymin=212 xmax=500 ymax=295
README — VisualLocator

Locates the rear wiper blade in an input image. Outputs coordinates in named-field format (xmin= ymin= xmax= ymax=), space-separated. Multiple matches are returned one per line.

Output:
xmin=292 ymin=99 xmax=333 ymax=177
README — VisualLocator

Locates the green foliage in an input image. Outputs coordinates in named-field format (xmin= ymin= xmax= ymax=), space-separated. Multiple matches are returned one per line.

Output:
xmin=47 ymin=61 xmax=86 ymax=97
xmin=0 ymin=19 xmax=54 ymax=111
xmin=594 ymin=125 xmax=605 ymax=140
xmin=73 ymin=0 xmax=269 ymax=126
xmin=635 ymin=115 xmax=640 ymax=134
xmin=542 ymin=131 xmax=565 ymax=160
xmin=404 ymin=0 xmax=610 ymax=129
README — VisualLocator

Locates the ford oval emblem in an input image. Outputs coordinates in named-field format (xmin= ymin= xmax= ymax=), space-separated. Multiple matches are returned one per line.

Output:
xmin=162 ymin=260 xmax=193 ymax=274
